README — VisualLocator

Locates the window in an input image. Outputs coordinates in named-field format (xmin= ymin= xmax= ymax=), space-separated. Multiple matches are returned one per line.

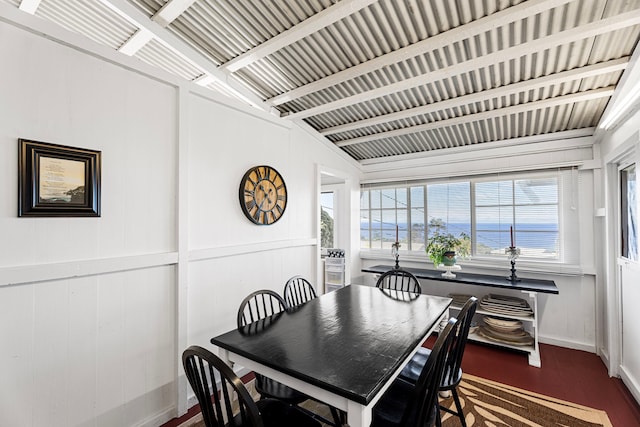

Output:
xmin=475 ymin=178 xmax=558 ymax=258
xmin=321 ymin=192 xmax=335 ymax=250
xmin=360 ymin=171 xmax=562 ymax=261
xmin=621 ymin=164 xmax=638 ymax=261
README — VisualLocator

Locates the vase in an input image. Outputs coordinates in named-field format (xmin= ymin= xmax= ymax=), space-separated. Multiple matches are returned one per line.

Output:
xmin=442 ymin=251 xmax=456 ymax=266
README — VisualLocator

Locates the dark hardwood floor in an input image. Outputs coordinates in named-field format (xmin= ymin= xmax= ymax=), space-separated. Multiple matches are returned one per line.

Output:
xmin=163 ymin=341 xmax=640 ymax=427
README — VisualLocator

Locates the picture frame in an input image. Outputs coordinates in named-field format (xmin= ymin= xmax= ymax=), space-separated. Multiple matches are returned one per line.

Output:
xmin=18 ymin=139 xmax=101 ymax=217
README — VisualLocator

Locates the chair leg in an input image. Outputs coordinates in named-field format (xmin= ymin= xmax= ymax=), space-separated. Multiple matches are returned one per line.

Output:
xmin=451 ymin=388 xmax=466 ymax=427
xmin=329 ymin=406 xmax=346 ymax=426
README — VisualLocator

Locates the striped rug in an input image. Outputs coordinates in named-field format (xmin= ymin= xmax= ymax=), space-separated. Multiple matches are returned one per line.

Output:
xmin=182 ymin=374 xmax=612 ymax=426
xmin=440 ymin=374 xmax=612 ymax=427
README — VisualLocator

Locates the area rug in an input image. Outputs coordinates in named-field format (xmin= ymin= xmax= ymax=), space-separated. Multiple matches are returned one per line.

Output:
xmin=439 ymin=374 xmax=613 ymax=427
xmin=181 ymin=374 xmax=613 ymax=427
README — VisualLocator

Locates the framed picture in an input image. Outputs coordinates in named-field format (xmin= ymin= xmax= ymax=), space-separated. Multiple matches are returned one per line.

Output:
xmin=18 ymin=139 xmax=101 ymax=217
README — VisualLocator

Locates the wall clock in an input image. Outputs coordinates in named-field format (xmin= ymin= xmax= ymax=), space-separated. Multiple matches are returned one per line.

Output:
xmin=239 ymin=165 xmax=287 ymax=225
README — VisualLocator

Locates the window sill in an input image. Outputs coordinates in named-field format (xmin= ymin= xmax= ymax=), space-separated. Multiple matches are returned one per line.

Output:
xmin=359 ymin=251 xmax=589 ymax=277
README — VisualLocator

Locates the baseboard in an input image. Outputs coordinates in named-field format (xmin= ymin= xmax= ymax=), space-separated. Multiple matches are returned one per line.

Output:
xmin=538 ymin=335 xmax=596 ymax=353
xmin=132 ymin=405 xmax=176 ymax=427
xmin=599 ymin=347 xmax=613 ymax=374
xmin=177 ymin=413 xmax=203 ymax=427
xmin=620 ymin=366 xmax=640 ymax=406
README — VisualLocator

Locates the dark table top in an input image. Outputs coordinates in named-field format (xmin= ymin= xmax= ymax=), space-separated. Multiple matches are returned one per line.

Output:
xmin=211 ymin=284 xmax=451 ymax=405
xmin=362 ymin=265 xmax=559 ymax=294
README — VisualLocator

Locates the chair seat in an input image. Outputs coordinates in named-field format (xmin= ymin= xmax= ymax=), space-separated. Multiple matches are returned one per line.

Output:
xmin=398 ymin=347 xmax=430 ymax=384
xmin=255 ymin=399 xmax=321 ymax=427
xmin=371 ymin=376 xmax=414 ymax=427
xmin=399 ymin=347 xmax=463 ymax=390
xmin=255 ymin=373 xmax=308 ymax=403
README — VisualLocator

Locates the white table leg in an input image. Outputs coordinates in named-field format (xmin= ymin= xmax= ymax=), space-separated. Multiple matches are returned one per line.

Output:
xmin=346 ymin=400 xmax=371 ymax=427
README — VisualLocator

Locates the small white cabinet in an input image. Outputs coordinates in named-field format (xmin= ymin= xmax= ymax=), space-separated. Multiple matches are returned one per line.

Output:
xmin=324 ymin=249 xmax=345 ymax=292
xmin=362 ymin=264 xmax=557 ymax=367
xmin=450 ymin=290 xmax=541 ymax=367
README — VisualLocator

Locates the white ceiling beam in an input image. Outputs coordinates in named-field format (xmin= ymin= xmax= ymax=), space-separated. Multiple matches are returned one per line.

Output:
xmin=98 ymin=0 xmax=272 ymax=112
xmin=287 ymin=9 xmax=640 ymax=120
xmin=221 ymin=0 xmax=378 ymax=73
xmin=270 ymin=0 xmax=574 ymax=105
xmin=153 ymin=0 xmax=197 ymax=28
xmin=321 ymin=57 xmax=628 ymax=136
xmin=119 ymin=0 xmax=196 ymax=55
xmin=18 ymin=0 xmax=41 ymax=14
xmin=193 ymin=74 xmax=216 ymax=87
xmin=118 ymin=28 xmax=154 ymax=56
xmin=336 ymin=87 xmax=615 ymax=148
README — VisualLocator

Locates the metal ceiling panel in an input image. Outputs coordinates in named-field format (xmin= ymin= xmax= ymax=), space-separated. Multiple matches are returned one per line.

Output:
xmin=135 ymin=38 xmax=205 ymax=81
xmin=4 ymin=0 xmax=640 ymax=164
xmin=35 ymin=0 xmax=136 ymax=50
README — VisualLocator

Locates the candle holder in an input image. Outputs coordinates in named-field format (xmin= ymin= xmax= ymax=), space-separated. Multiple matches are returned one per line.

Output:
xmin=391 ymin=241 xmax=401 ymax=269
xmin=505 ymin=246 xmax=521 ymax=282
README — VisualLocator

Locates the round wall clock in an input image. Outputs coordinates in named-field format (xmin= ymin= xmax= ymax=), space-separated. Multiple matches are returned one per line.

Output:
xmin=239 ymin=165 xmax=287 ymax=225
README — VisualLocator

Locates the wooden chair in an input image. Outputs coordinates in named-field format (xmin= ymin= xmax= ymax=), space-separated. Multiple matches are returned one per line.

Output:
xmin=375 ymin=268 xmax=422 ymax=293
xmin=237 ymin=290 xmax=308 ymax=402
xmin=282 ymin=276 xmax=347 ymax=425
xmin=237 ymin=289 xmax=345 ymax=427
xmin=371 ymin=318 xmax=458 ymax=427
xmin=398 ymin=297 xmax=478 ymax=427
xmin=283 ymin=276 xmax=317 ymax=307
xmin=379 ymin=287 xmax=421 ymax=302
xmin=237 ymin=290 xmax=289 ymax=327
xmin=182 ymin=345 xmax=320 ymax=427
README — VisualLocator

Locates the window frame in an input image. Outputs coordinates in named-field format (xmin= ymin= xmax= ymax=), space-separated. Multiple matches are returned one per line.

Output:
xmin=360 ymin=169 xmax=567 ymax=266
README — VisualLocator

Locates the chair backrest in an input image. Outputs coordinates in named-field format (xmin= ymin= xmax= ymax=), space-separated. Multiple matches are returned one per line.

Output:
xmin=379 ymin=287 xmax=421 ymax=302
xmin=237 ymin=289 xmax=288 ymax=328
xmin=283 ymin=276 xmax=317 ymax=307
xmin=444 ymin=296 xmax=478 ymax=382
xmin=375 ymin=268 xmax=422 ymax=293
xmin=182 ymin=345 xmax=263 ymax=427
xmin=410 ymin=318 xmax=458 ymax=427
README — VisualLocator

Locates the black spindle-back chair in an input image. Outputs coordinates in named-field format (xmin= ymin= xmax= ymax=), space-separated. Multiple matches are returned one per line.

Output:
xmin=283 ymin=276 xmax=318 ymax=307
xmin=375 ymin=268 xmax=422 ymax=293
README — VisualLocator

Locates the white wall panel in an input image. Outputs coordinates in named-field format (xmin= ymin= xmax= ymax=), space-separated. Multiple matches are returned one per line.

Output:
xmin=0 ymin=268 xmax=175 ymax=427
xmin=187 ymin=246 xmax=316 ymax=349
xmin=187 ymin=94 xmax=297 ymax=250
xmin=0 ymin=21 xmax=177 ymax=267
xmin=0 ymin=20 xmax=178 ymax=427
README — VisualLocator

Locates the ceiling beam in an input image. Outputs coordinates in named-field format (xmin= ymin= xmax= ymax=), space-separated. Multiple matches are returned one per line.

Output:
xmin=321 ymin=57 xmax=628 ymax=136
xmin=336 ymin=87 xmax=615 ymax=148
xmin=221 ymin=0 xmax=378 ymax=73
xmin=118 ymin=28 xmax=154 ymax=56
xmin=287 ymin=9 xmax=640 ymax=120
xmin=270 ymin=0 xmax=574 ymax=106
xmin=98 ymin=0 xmax=271 ymax=112
xmin=119 ymin=0 xmax=196 ymax=57
xmin=153 ymin=0 xmax=197 ymax=28
xmin=18 ymin=0 xmax=41 ymax=14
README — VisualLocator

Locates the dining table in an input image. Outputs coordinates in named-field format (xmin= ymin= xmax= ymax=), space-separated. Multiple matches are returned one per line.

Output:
xmin=210 ymin=284 xmax=452 ymax=427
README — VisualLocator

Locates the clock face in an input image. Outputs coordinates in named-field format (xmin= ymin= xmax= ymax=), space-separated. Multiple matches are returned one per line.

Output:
xmin=239 ymin=165 xmax=287 ymax=225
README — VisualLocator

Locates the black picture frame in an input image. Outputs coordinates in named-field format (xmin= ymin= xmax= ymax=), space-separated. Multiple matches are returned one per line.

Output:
xmin=18 ymin=139 xmax=101 ymax=217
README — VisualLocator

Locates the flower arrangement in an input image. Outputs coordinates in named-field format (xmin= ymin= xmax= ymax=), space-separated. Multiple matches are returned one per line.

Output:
xmin=426 ymin=231 xmax=471 ymax=267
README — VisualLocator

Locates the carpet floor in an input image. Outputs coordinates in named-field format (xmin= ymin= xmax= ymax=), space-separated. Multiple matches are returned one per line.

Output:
xmin=182 ymin=373 xmax=612 ymax=427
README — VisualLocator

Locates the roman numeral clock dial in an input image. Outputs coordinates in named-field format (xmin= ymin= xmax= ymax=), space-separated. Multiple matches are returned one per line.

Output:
xmin=239 ymin=165 xmax=287 ymax=225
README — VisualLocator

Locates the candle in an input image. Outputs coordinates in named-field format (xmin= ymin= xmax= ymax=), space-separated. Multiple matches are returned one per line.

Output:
xmin=395 ymin=225 xmax=399 ymax=243
xmin=510 ymin=225 xmax=514 ymax=248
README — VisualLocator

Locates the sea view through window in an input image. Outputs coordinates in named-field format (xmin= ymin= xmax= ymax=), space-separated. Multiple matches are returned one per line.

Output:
xmin=361 ymin=172 xmax=560 ymax=260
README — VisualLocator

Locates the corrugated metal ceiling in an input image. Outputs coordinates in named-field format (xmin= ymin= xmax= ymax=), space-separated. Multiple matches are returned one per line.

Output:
xmin=5 ymin=0 xmax=640 ymax=163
